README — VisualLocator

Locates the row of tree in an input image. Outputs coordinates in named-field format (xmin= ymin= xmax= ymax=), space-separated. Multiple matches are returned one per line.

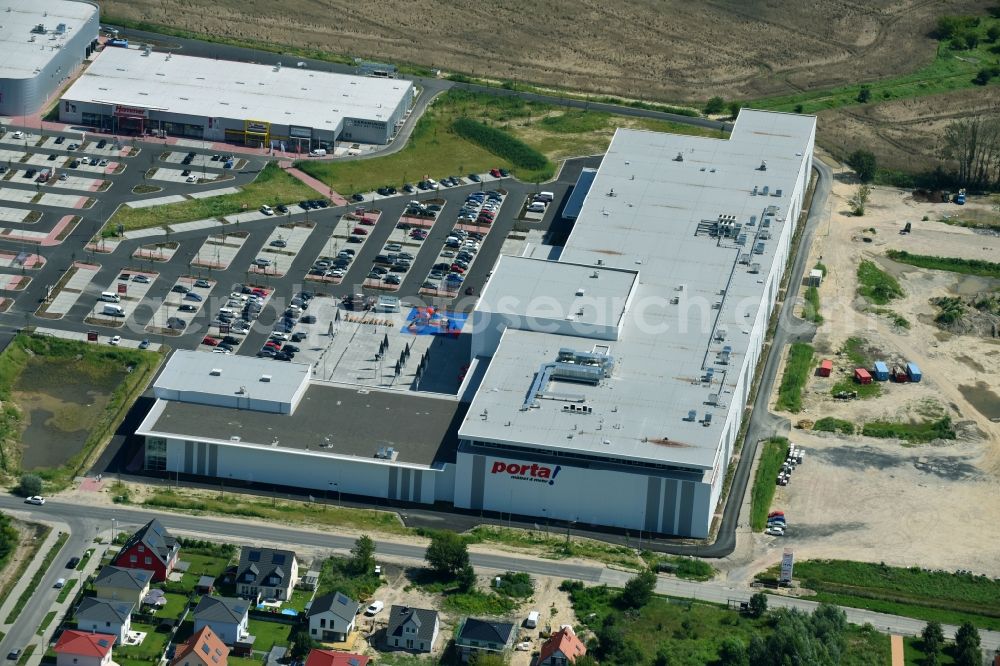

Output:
xmin=941 ymin=110 xmax=1000 ymax=188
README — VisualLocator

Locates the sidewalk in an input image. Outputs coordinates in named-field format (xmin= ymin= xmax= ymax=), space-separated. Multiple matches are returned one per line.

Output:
xmin=282 ymin=166 xmax=348 ymax=206
xmin=0 ymin=526 xmax=63 ymax=628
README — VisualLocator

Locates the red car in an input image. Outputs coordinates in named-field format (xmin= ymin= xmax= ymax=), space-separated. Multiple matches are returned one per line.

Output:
xmin=352 ymin=227 xmax=368 ymax=235
xmin=489 ymin=168 xmax=502 ymax=178
xmin=252 ymin=288 xmax=267 ymax=297
xmin=450 ymin=264 xmax=466 ymax=274
xmin=359 ymin=218 xmax=376 ymax=226
xmin=264 ymin=340 xmax=281 ymax=350
xmin=202 ymin=336 xmax=219 ymax=346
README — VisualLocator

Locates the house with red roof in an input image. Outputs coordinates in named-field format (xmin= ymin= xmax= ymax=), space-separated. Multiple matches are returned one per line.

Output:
xmin=304 ymin=649 xmax=369 ymax=666
xmin=111 ymin=518 xmax=180 ymax=582
xmin=54 ymin=630 xmax=116 ymax=666
xmin=171 ymin=626 xmax=230 ymax=666
xmin=538 ymin=627 xmax=587 ymax=666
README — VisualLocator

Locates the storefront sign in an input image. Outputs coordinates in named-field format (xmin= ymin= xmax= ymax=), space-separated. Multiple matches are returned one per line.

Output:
xmin=491 ymin=461 xmax=561 ymax=485
xmin=289 ymin=125 xmax=312 ymax=139
xmin=246 ymin=120 xmax=269 ymax=134
xmin=114 ymin=104 xmax=147 ymax=118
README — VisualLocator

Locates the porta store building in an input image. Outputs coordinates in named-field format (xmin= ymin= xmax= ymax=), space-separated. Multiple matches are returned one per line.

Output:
xmin=0 ymin=0 xmax=99 ymax=117
xmin=59 ymin=47 xmax=414 ymax=146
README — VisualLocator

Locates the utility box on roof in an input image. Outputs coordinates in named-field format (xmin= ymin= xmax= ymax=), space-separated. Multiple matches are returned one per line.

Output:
xmin=906 ymin=362 xmax=922 ymax=382
xmin=872 ymin=361 xmax=889 ymax=381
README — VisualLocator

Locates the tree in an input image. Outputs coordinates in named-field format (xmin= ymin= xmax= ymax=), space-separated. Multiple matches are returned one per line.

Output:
xmin=747 ymin=592 xmax=768 ymax=618
xmin=857 ymin=85 xmax=872 ymax=103
xmin=704 ymin=96 xmax=726 ymax=115
xmin=289 ymin=627 xmax=315 ymax=660
xmin=847 ymin=149 xmax=878 ymax=182
xmin=18 ymin=474 xmax=42 ymax=497
xmin=456 ymin=564 xmax=477 ymax=592
xmin=573 ymin=656 xmax=599 ymax=666
xmin=348 ymin=534 xmax=375 ymax=575
xmin=988 ymin=24 xmax=1000 ymax=42
xmin=619 ymin=568 xmax=656 ymax=609
xmin=424 ymin=531 xmax=469 ymax=577
xmin=728 ymin=101 xmax=742 ymax=119
xmin=850 ymin=184 xmax=872 ymax=216
xmin=954 ymin=621 xmax=982 ymax=666
xmin=941 ymin=110 xmax=1000 ymax=188
xmin=921 ymin=621 xmax=944 ymax=665
xmin=718 ymin=637 xmax=749 ymax=666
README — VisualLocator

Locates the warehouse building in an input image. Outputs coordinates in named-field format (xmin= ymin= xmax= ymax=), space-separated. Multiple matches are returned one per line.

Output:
xmin=59 ymin=47 xmax=414 ymax=146
xmin=136 ymin=109 xmax=814 ymax=539
xmin=0 ymin=0 xmax=99 ymax=117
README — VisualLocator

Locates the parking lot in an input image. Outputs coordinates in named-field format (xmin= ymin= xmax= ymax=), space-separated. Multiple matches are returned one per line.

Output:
xmin=145 ymin=276 xmax=216 ymax=336
xmin=84 ymin=270 xmax=160 ymax=329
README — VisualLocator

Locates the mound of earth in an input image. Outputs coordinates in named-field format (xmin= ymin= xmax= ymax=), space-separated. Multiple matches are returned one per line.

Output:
xmin=931 ymin=293 xmax=1000 ymax=337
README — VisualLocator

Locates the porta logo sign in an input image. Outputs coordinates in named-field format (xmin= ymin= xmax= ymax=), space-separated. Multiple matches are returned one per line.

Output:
xmin=491 ymin=461 xmax=561 ymax=485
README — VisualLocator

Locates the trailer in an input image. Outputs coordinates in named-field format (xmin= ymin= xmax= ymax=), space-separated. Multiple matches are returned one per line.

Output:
xmin=818 ymin=359 xmax=832 ymax=377
xmin=906 ymin=362 xmax=922 ymax=382
xmin=892 ymin=366 xmax=909 ymax=383
xmin=854 ymin=368 xmax=873 ymax=384
xmin=872 ymin=361 xmax=889 ymax=381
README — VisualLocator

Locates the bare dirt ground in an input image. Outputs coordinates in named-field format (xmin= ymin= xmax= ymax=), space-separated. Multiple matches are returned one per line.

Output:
xmin=737 ymin=157 xmax=1000 ymax=580
xmin=98 ymin=0 xmax=983 ymax=100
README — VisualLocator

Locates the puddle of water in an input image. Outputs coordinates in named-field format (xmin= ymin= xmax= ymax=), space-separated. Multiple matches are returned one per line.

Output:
xmin=958 ymin=381 xmax=1000 ymax=421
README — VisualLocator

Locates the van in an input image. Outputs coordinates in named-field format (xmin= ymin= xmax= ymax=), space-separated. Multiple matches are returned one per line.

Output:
xmin=218 ymin=307 xmax=236 ymax=318
xmin=54 ymin=578 xmax=66 ymax=589
xmin=527 ymin=202 xmax=546 ymax=213
xmin=309 ymin=148 xmax=327 ymax=157
xmin=525 ymin=610 xmax=540 ymax=628
xmin=102 ymin=304 xmax=124 ymax=317
xmin=100 ymin=291 xmax=120 ymax=303
xmin=536 ymin=191 xmax=555 ymax=203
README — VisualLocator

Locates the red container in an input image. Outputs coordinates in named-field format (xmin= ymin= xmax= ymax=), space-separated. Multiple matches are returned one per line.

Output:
xmin=819 ymin=359 xmax=832 ymax=377
xmin=854 ymin=368 xmax=873 ymax=384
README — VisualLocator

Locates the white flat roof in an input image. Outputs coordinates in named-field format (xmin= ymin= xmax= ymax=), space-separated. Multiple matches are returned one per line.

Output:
xmin=0 ymin=0 xmax=96 ymax=79
xmin=61 ymin=47 xmax=413 ymax=129
xmin=154 ymin=350 xmax=310 ymax=406
xmin=461 ymin=110 xmax=815 ymax=469
xmin=478 ymin=255 xmax=637 ymax=330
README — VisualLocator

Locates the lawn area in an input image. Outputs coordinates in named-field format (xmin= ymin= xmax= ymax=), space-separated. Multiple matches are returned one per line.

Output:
xmin=465 ymin=525 xmax=643 ymax=569
xmin=5 ymin=531 xmax=67 ymax=623
xmin=297 ymin=89 xmax=724 ymax=196
xmin=284 ymin=587 xmax=314 ymax=613
xmin=857 ymin=260 xmax=903 ymax=305
xmin=886 ymin=250 xmax=1000 ymax=279
xmin=775 ymin=343 xmax=814 ymax=412
xmin=765 ymin=560 xmax=1000 ymax=631
xmin=55 ymin=578 xmax=77 ymax=603
xmin=317 ymin=556 xmax=381 ymax=601
xmin=904 ymin=636 xmax=957 ymax=665
xmin=158 ymin=592 xmax=190 ymax=620
xmin=247 ymin=618 xmax=293 ymax=652
xmin=105 ymin=163 xmax=316 ymax=234
xmin=750 ymin=437 xmax=788 ymax=531
xmin=116 ymin=623 xmax=169 ymax=662
xmin=228 ymin=658 xmax=265 ymax=666
xmin=441 ymin=589 xmax=520 ymax=616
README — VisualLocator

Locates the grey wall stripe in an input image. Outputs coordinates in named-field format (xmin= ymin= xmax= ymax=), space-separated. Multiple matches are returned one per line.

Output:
xmin=183 ymin=440 xmax=194 ymax=474
xmin=387 ymin=467 xmax=398 ymax=500
xmin=197 ymin=442 xmax=207 ymax=476
xmin=661 ymin=479 xmax=678 ymax=534
xmin=208 ymin=444 xmax=218 ymax=477
xmin=400 ymin=469 xmax=412 ymax=502
xmin=645 ymin=477 xmax=661 ymax=533
xmin=412 ymin=471 xmax=422 ymax=503
xmin=679 ymin=481 xmax=695 ymax=536
xmin=470 ymin=455 xmax=485 ymax=510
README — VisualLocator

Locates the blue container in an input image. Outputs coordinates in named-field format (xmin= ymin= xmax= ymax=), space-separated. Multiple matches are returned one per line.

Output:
xmin=872 ymin=361 xmax=889 ymax=381
xmin=906 ymin=362 xmax=922 ymax=382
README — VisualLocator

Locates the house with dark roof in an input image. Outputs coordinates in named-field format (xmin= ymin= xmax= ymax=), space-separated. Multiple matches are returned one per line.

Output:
xmin=93 ymin=565 xmax=153 ymax=606
xmin=386 ymin=605 xmax=439 ymax=654
xmin=54 ymin=630 xmax=116 ymax=666
xmin=193 ymin=596 xmax=251 ymax=647
xmin=304 ymin=649 xmax=369 ymax=666
xmin=75 ymin=597 xmax=135 ymax=643
xmin=111 ymin=519 xmax=180 ymax=582
xmin=538 ymin=627 xmax=587 ymax=666
xmin=235 ymin=547 xmax=298 ymax=601
xmin=171 ymin=625 xmax=230 ymax=666
xmin=307 ymin=592 xmax=358 ymax=642
xmin=454 ymin=618 xmax=515 ymax=663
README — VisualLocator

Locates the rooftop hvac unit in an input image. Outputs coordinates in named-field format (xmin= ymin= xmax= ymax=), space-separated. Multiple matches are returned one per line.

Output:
xmin=773 ymin=189 xmax=783 ymax=197
xmin=715 ymin=329 xmax=727 ymax=341
xmin=230 ymin=436 xmax=241 ymax=442
xmin=739 ymin=253 xmax=751 ymax=265
xmin=760 ymin=230 xmax=771 ymax=240
xmin=703 ymin=368 xmax=715 ymax=383
xmin=210 ymin=368 xmax=222 ymax=376
xmin=375 ymin=446 xmax=397 ymax=460
xmin=762 ymin=186 xmax=770 ymax=196
xmin=685 ymin=410 xmax=697 ymax=422
xmin=754 ymin=242 xmax=766 ymax=255
xmin=259 ymin=375 xmax=271 ymax=382
xmin=737 ymin=233 xmax=747 ymax=246
xmin=674 ymin=152 xmax=684 ymax=162
xmin=707 ymin=393 xmax=719 ymax=405
xmin=762 ymin=217 xmax=771 ymax=228
xmin=751 ymin=186 xmax=758 ymax=196
xmin=748 ymin=215 xmax=757 ymax=226
xmin=562 ymin=404 xmax=593 ymax=414
xmin=55 ymin=23 xmax=66 ymax=33
xmin=749 ymin=262 xmax=761 ymax=274
xmin=703 ymin=413 xmax=713 ymax=427
xmin=759 ymin=160 xmax=767 ymax=171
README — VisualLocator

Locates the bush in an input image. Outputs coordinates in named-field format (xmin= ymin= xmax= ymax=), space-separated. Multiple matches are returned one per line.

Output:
xmin=857 ymin=260 xmax=903 ymax=304
xmin=847 ymin=149 xmax=877 ymax=182
xmin=451 ymin=118 xmax=549 ymax=170
xmin=619 ymin=568 xmax=656 ymax=609
xmin=887 ymin=250 xmax=1000 ymax=279
xmin=776 ymin=343 xmax=814 ymax=413
xmin=813 ymin=417 xmax=855 ymax=435
xmin=425 ymin=530 xmax=470 ymax=577
xmin=703 ymin=96 xmax=726 ymax=115
xmin=495 ymin=571 xmax=534 ymax=598
xmin=861 ymin=416 xmax=956 ymax=443
xmin=17 ymin=474 xmax=42 ymax=497
xmin=857 ymin=85 xmax=872 ymax=103
xmin=750 ymin=438 xmax=788 ymax=531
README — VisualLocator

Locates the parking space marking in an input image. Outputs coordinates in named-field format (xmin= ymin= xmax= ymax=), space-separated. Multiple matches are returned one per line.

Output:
xmin=133 ymin=242 xmax=179 ymax=263
xmin=204 ymin=285 xmax=276 ymax=355
xmin=145 ymin=276 xmax=214 ymax=336
xmin=0 ymin=149 xmax=26 ymax=163
xmin=126 ymin=195 xmax=187 ymax=208
xmin=47 ymin=174 xmax=105 ymax=192
xmin=25 ymin=153 xmax=67 ymax=168
xmin=75 ymin=162 xmax=119 ymax=176
xmin=84 ymin=270 xmax=159 ymax=329
xmin=38 ymin=192 xmax=89 ymax=208
xmin=260 ymin=223 xmax=314 ymax=259
xmin=121 ymin=227 xmax=168 ymax=241
xmin=0 ymin=274 xmax=30 ymax=291
xmin=189 ymin=186 xmax=241 ymax=199
xmin=150 ymin=167 xmax=226 ymax=184
xmin=32 ymin=326 xmax=163 ymax=351
xmin=168 ymin=218 xmax=225 ymax=234
xmin=163 ymin=151 xmax=240 ymax=171
xmin=36 ymin=261 xmax=100 ymax=318
xmin=192 ymin=233 xmax=248 ymax=270
xmin=225 ymin=210 xmax=269 ymax=224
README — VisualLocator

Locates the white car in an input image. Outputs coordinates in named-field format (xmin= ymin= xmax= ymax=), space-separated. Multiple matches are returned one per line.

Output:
xmin=270 ymin=331 xmax=289 ymax=341
xmin=109 ymin=335 xmax=121 ymax=346
xmin=212 ymin=347 xmax=232 ymax=354
xmin=254 ymin=258 xmax=272 ymax=267
xmin=12 ymin=131 xmax=23 ymax=139
xmin=186 ymin=175 xmax=197 ymax=183
xmin=365 ymin=601 xmax=384 ymax=616
xmin=24 ymin=496 xmax=45 ymax=505
xmin=765 ymin=527 xmax=785 ymax=536
xmin=329 ymin=269 xmax=346 ymax=278
xmin=260 ymin=205 xmax=274 ymax=216
xmin=80 ymin=157 xmax=90 ymax=165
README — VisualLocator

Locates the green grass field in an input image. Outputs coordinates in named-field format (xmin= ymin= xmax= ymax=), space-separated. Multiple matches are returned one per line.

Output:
xmin=106 ymin=163 xmax=316 ymax=234
xmin=861 ymin=416 xmax=956 ymax=443
xmin=887 ymin=250 xmax=1000 ymax=279
xmin=813 ymin=417 xmax=855 ymax=435
xmin=857 ymin=260 xmax=904 ymax=305
xmin=115 ymin=623 xmax=169 ymax=662
xmin=750 ymin=438 xmax=788 ymax=531
xmin=775 ymin=343 xmax=814 ymax=413
xmin=803 ymin=285 xmax=823 ymax=324
xmin=246 ymin=619 xmax=293 ymax=652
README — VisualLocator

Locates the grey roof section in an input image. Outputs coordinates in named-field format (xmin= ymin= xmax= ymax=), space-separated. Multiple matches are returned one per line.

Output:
xmin=460 ymin=109 xmax=814 ymax=470
xmin=236 ymin=547 xmax=297 ymax=588
xmin=62 ymin=47 xmax=413 ymax=130
xmin=144 ymin=383 xmax=467 ymax=466
xmin=477 ymin=255 xmax=636 ymax=331
xmin=309 ymin=592 xmax=358 ymax=623
xmin=457 ymin=618 xmax=515 ymax=645
xmin=153 ymin=350 xmax=310 ymax=412
xmin=0 ymin=0 xmax=96 ymax=79
xmin=387 ymin=605 xmax=438 ymax=642
xmin=117 ymin=519 xmax=178 ymax=567
xmin=194 ymin=596 xmax=250 ymax=624
xmin=76 ymin=597 xmax=135 ymax=624
xmin=94 ymin=565 xmax=153 ymax=591
xmin=197 ymin=575 xmax=216 ymax=589
xmin=562 ymin=168 xmax=598 ymax=220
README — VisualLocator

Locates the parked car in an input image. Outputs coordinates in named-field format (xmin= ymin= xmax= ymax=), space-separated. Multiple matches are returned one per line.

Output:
xmin=131 ymin=274 xmax=150 ymax=283
xmin=138 ymin=339 xmax=151 ymax=349
xmin=194 ymin=279 xmax=211 ymax=288
xmin=24 ymin=496 xmax=45 ymax=505
xmin=184 ymin=292 xmax=203 ymax=302
xmin=351 ymin=193 xmax=365 ymax=202
xmin=365 ymin=601 xmax=384 ymax=616
xmin=259 ymin=205 xmax=274 ymax=216
xmin=66 ymin=556 xmax=81 ymax=569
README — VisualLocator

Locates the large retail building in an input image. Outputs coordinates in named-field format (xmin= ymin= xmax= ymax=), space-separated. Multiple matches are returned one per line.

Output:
xmin=59 ymin=46 xmax=414 ymax=146
xmin=0 ymin=0 xmax=99 ymax=117
xmin=137 ymin=109 xmax=815 ymax=538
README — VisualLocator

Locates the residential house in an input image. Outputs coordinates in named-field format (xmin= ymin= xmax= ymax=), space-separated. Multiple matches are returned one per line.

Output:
xmin=112 ymin=519 xmax=180 ymax=582
xmin=307 ymin=592 xmax=358 ymax=642
xmin=538 ymin=627 xmax=587 ymax=666
xmin=54 ymin=630 xmax=116 ymax=666
xmin=74 ymin=597 xmax=135 ymax=643
xmin=93 ymin=565 xmax=153 ymax=606
xmin=235 ymin=547 xmax=298 ymax=601
xmin=171 ymin=626 xmax=230 ymax=666
xmin=454 ymin=618 xmax=515 ymax=663
xmin=304 ymin=649 xmax=370 ymax=666
xmin=193 ymin=596 xmax=251 ymax=647
xmin=386 ymin=605 xmax=439 ymax=653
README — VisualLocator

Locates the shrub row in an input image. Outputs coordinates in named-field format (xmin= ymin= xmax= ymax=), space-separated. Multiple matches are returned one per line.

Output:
xmin=451 ymin=118 xmax=549 ymax=170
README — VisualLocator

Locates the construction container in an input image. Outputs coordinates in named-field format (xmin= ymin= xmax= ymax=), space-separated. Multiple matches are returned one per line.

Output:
xmin=906 ymin=362 xmax=922 ymax=382
xmin=806 ymin=269 xmax=823 ymax=287
xmin=818 ymin=359 xmax=832 ymax=377
xmin=872 ymin=361 xmax=889 ymax=381
xmin=854 ymin=368 xmax=873 ymax=384
xmin=892 ymin=366 xmax=909 ymax=382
